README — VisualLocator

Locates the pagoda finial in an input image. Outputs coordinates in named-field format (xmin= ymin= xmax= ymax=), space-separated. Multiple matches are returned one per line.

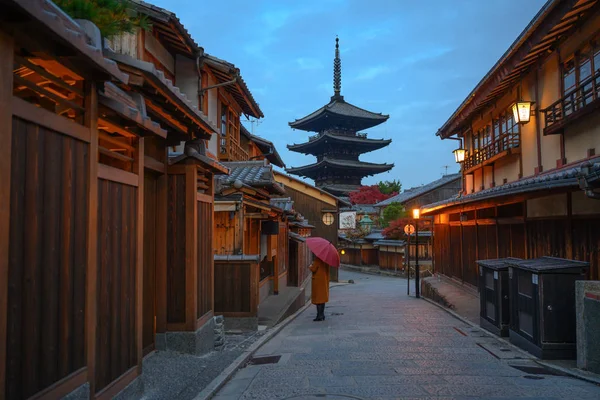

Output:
xmin=333 ymin=36 xmax=342 ymax=99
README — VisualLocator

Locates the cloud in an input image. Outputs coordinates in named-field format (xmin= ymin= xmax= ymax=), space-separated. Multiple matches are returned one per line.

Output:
xmin=355 ymin=65 xmax=393 ymax=81
xmin=296 ymin=57 xmax=324 ymax=70
xmin=398 ymin=47 xmax=453 ymax=67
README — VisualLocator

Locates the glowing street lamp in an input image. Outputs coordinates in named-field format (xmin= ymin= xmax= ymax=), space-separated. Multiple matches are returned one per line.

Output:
xmin=512 ymin=101 xmax=532 ymax=124
xmin=413 ymin=208 xmax=421 ymax=299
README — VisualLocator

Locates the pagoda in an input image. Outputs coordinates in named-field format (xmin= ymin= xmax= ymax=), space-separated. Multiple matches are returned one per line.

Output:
xmin=286 ymin=37 xmax=393 ymax=197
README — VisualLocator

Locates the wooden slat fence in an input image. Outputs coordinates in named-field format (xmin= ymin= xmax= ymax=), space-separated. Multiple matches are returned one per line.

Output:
xmin=5 ymin=116 xmax=89 ymax=399
xmin=197 ymin=198 xmax=213 ymax=320
xmin=95 ymin=178 xmax=138 ymax=392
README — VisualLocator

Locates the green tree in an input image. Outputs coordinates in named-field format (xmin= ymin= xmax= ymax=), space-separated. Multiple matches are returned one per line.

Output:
xmin=378 ymin=180 xmax=402 ymax=195
xmin=55 ymin=0 xmax=150 ymax=38
xmin=381 ymin=202 xmax=406 ymax=227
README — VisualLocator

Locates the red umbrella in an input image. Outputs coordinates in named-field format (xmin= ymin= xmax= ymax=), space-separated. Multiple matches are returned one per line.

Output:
xmin=306 ymin=237 xmax=340 ymax=268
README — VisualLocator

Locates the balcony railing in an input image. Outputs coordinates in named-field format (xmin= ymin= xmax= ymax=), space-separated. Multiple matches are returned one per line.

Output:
xmin=220 ymin=136 xmax=249 ymax=161
xmin=542 ymin=68 xmax=600 ymax=134
xmin=464 ymin=132 xmax=520 ymax=171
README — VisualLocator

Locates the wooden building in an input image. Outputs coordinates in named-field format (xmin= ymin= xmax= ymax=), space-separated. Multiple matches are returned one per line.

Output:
xmin=213 ymin=160 xmax=294 ymax=329
xmin=422 ymin=0 xmax=600 ymax=288
xmin=374 ymin=240 xmax=406 ymax=271
xmin=286 ymin=38 xmax=393 ymax=197
xmin=274 ymin=171 xmax=349 ymax=281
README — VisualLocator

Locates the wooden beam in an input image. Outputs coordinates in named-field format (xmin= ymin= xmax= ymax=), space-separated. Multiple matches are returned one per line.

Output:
xmin=99 ymin=146 xmax=134 ymax=163
xmin=0 ymin=31 xmax=14 ymax=398
xmin=185 ymin=164 xmax=198 ymax=330
xmin=98 ymin=163 xmax=139 ymax=187
xmin=12 ymin=96 xmax=91 ymax=143
xmin=197 ymin=192 xmax=212 ymax=203
xmin=84 ymin=81 xmax=99 ymax=396
xmin=98 ymin=118 xmax=136 ymax=138
xmin=99 ymin=131 xmax=135 ymax=151
xmin=145 ymin=98 xmax=188 ymax=134
xmin=95 ymin=367 xmax=138 ymax=400
xmin=135 ymin=138 xmax=144 ymax=374
xmin=28 ymin=367 xmax=87 ymax=400
xmin=15 ymin=55 xmax=84 ymax=97
xmin=144 ymin=155 xmax=166 ymax=173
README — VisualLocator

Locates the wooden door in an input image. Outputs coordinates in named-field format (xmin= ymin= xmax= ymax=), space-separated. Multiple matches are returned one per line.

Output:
xmin=142 ymin=171 xmax=158 ymax=355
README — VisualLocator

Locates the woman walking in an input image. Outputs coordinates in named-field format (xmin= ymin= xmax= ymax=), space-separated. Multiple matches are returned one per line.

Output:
xmin=310 ymin=257 xmax=330 ymax=321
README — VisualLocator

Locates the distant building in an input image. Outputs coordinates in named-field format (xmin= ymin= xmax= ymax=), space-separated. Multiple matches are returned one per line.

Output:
xmin=286 ymin=38 xmax=393 ymax=196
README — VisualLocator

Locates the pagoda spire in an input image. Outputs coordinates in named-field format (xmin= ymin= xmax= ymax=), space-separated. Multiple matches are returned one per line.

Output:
xmin=333 ymin=36 xmax=342 ymax=99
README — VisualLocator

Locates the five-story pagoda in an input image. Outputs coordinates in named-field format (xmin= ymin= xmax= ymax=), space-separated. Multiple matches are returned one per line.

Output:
xmin=286 ymin=38 xmax=393 ymax=196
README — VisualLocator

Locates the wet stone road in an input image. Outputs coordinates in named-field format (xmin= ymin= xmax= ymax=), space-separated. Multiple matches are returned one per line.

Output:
xmin=213 ymin=271 xmax=600 ymax=400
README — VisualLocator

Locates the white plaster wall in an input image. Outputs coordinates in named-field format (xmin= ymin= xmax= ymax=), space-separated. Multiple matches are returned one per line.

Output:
xmin=565 ymin=111 xmax=600 ymax=163
xmin=538 ymin=54 xmax=562 ymax=171
xmin=494 ymin=156 xmax=520 ymax=186
xmin=207 ymin=75 xmax=219 ymax=156
xmin=572 ymin=191 xmax=600 ymax=216
xmin=175 ymin=54 xmax=198 ymax=108
xmin=527 ymin=194 xmax=568 ymax=218
xmin=473 ymin=169 xmax=483 ymax=192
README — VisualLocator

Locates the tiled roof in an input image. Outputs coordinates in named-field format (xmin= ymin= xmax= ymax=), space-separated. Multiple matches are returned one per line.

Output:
xmin=364 ymin=230 xmax=384 ymax=241
xmin=289 ymin=96 xmax=389 ymax=132
xmin=202 ymin=54 xmax=263 ymax=118
xmin=100 ymin=82 xmax=167 ymax=138
xmin=105 ymin=51 xmax=218 ymax=135
xmin=421 ymin=159 xmax=600 ymax=214
xmin=4 ymin=0 xmax=128 ymax=83
xmin=273 ymin=171 xmax=351 ymax=207
xmin=241 ymin=125 xmax=285 ymax=168
xmin=287 ymin=158 xmax=394 ymax=176
xmin=128 ymin=0 xmax=200 ymax=53
xmin=341 ymin=204 xmax=378 ymax=214
xmin=289 ymin=232 xmax=306 ymax=243
xmin=288 ymin=133 xmax=391 ymax=155
xmin=505 ymin=257 xmax=589 ymax=273
xmin=320 ymin=184 xmax=361 ymax=197
xmin=373 ymin=239 xmax=406 ymax=247
xmin=375 ymin=174 xmax=461 ymax=207
xmin=169 ymin=153 xmax=229 ymax=174
xmin=216 ymin=160 xmax=285 ymax=195
xmin=270 ymin=197 xmax=294 ymax=212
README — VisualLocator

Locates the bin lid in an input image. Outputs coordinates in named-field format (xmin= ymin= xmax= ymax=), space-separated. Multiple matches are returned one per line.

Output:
xmin=505 ymin=257 xmax=589 ymax=273
xmin=476 ymin=257 xmax=522 ymax=270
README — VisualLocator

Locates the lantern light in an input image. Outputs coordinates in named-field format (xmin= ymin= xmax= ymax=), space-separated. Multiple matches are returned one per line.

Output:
xmin=412 ymin=209 xmax=420 ymax=220
xmin=453 ymin=147 xmax=466 ymax=163
xmin=512 ymin=101 xmax=532 ymax=124
xmin=341 ymin=249 xmax=346 ymax=255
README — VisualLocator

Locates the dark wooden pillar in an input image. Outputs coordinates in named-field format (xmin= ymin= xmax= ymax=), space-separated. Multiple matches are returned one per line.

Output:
xmin=84 ymin=81 xmax=99 ymax=396
xmin=0 ymin=30 xmax=14 ymax=398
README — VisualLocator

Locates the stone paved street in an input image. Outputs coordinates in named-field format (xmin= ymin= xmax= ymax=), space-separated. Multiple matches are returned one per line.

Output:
xmin=212 ymin=271 xmax=600 ymax=400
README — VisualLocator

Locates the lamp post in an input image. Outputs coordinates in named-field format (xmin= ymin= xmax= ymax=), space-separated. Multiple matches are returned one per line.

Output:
xmin=413 ymin=208 xmax=420 ymax=298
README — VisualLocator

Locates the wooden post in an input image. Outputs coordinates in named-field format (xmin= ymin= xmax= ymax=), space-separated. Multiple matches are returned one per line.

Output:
xmin=84 ymin=81 xmax=99 ymax=395
xmin=185 ymin=163 xmax=198 ymax=330
xmin=134 ymin=138 xmax=144 ymax=373
xmin=155 ymin=171 xmax=168 ymax=334
xmin=566 ymin=192 xmax=573 ymax=259
xmin=0 ymin=31 xmax=14 ymax=398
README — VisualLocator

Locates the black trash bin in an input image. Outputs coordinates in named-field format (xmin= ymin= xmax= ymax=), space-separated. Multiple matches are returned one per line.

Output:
xmin=506 ymin=257 xmax=589 ymax=360
xmin=477 ymin=258 xmax=521 ymax=337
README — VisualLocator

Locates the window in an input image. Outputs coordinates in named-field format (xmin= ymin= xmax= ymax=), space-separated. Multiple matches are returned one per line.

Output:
xmin=562 ymin=36 xmax=600 ymax=114
xmin=492 ymin=110 xmax=520 ymax=152
xmin=322 ymin=213 xmax=335 ymax=226
xmin=220 ymin=103 xmax=227 ymax=154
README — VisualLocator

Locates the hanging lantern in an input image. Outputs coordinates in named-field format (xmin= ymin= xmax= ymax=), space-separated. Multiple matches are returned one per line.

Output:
xmin=512 ymin=101 xmax=532 ymax=124
xmin=453 ymin=147 xmax=465 ymax=163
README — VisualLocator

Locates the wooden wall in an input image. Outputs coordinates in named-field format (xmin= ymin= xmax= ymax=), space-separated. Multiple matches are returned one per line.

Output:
xmin=341 ymin=248 xmax=361 ymax=265
xmin=6 ymin=117 xmax=89 ymax=399
xmin=284 ymin=186 xmax=337 ymax=245
xmin=95 ymin=179 xmax=138 ymax=392
xmin=361 ymin=249 xmax=378 ymax=266
xmin=432 ymin=199 xmax=600 ymax=286
xmin=379 ymin=251 xmax=404 ymax=270
xmin=143 ymin=172 xmax=157 ymax=355
xmin=214 ymin=261 xmax=257 ymax=316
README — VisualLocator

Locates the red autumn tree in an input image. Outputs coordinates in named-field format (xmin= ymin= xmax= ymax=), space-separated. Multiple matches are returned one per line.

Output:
xmin=349 ymin=185 xmax=397 ymax=205
xmin=383 ymin=217 xmax=430 ymax=239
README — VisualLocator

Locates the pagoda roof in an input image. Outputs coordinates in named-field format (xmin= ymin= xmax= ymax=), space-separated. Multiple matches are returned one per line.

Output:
xmin=289 ymin=96 xmax=389 ymax=132
xmin=286 ymin=158 xmax=393 ymax=180
xmin=320 ymin=184 xmax=360 ymax=196
xmin=288 ymin=133 xmax=391 ymax=155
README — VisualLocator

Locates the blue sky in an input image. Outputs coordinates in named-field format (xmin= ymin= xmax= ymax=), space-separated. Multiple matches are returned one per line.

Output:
xmin=154 ymin=0 xmax=546 ymax=190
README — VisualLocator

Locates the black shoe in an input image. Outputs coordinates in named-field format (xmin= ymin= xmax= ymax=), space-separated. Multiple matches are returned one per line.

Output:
xmin=313 ymin=316 xmax=323 ymax=321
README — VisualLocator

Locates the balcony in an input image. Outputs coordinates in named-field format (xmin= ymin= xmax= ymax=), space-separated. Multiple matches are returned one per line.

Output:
xmin=542 ymin=68 xmax=600 ymax=135
xmin=219 ymin=135 xmax=249 ymax=161
xmin=464 ymin=132 xmax=521 ymax=172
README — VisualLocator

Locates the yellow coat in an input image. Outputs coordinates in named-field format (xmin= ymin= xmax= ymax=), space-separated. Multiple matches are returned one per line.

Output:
xmin=310 ymin=258 xmax=330 ymax=304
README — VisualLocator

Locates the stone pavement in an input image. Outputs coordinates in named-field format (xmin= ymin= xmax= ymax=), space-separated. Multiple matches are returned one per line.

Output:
xmin=213 ymin=270 xmax=600 ymax=400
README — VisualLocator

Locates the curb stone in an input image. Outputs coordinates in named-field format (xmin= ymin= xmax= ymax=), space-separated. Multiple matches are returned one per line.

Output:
xmin=421 ymin=296 xmax=600 ymax=385
xmin=195 ymin=279 xmax=354 ymax=399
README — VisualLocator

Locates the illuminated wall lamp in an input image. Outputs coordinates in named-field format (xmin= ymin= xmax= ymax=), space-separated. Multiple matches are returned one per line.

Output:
xmin=512 ymin=100 xmax=533 ymax=124
xmin=453 ymin=147 xmax=465 ymax=163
